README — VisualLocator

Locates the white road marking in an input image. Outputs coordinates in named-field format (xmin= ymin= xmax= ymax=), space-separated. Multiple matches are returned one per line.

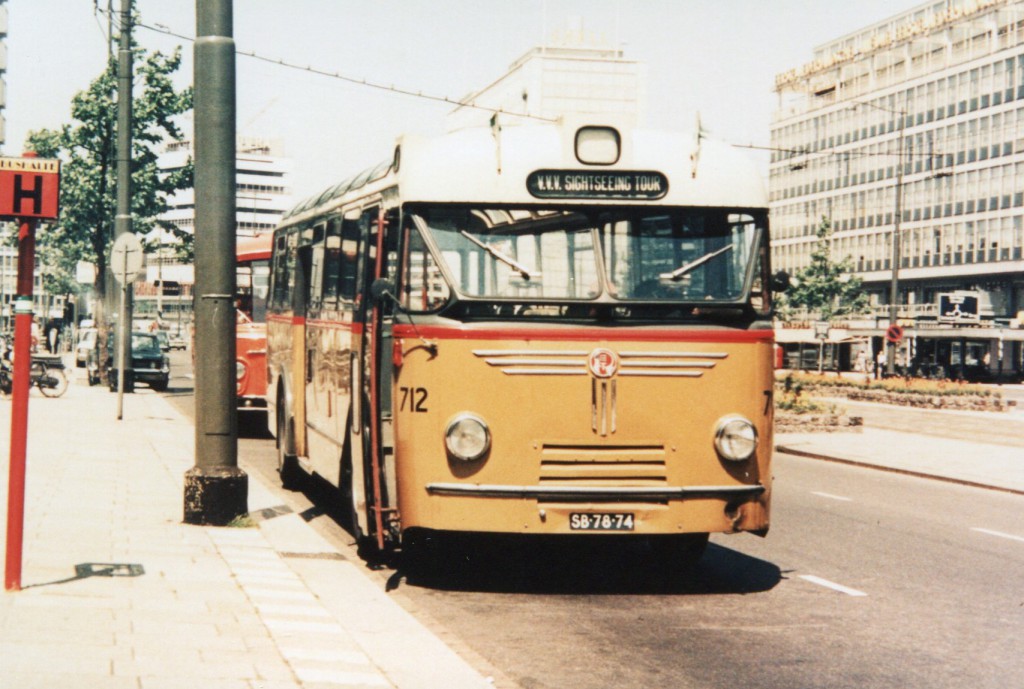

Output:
xmin=971 ymin=527 xmax=1024 ymax=543
xmin=811 ymin=491 xmax=852 ymax=502
xmin=799 ymin=575 xmax=868 ymax=597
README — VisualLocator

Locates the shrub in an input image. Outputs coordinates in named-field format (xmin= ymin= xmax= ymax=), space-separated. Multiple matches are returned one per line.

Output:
xmin=776 ymin=371 xmax=998 ymax=399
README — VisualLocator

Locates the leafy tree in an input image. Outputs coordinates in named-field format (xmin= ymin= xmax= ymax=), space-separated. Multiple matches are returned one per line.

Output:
xmin=783 ymin=217 xmax=870 ymax=320
xmin=25 ymin=39 xmax=192 ymax=332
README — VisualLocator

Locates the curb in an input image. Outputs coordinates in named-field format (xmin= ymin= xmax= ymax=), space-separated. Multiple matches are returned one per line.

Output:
xmin=774 ymin=443 xmax=1024 ymax=497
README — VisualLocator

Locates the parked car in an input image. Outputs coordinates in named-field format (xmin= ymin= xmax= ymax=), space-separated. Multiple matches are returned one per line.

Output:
xmin=91 ymin=331 xmax=170 ymax=392
xmin=75 ymin=328 xmax=97 ymax=367
xmin=168 ymin=332 xmax=188 ymax=350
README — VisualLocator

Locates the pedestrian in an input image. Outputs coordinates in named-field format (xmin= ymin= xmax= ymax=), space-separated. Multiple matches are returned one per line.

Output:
xmin=855 ymin=349 xmax=867 ymax=373
xmin=875 ymin=349 xmax=886 ymax=379
xmin=30 ymin=317 xmax=42 ymax=353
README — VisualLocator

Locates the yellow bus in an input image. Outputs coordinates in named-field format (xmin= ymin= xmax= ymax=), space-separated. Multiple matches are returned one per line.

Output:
xmin=267 ymin=117 xmax=779 ymax=562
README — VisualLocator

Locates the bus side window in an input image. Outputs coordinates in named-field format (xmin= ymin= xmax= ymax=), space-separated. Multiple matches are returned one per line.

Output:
xmin=401 ymin=223 xmax=450 ymax=312
xmin=270 ymin=233 xmax=291 ymax=311
xmin=322 ymin=217 xmax=343 ymax=309
xmin=338 ymin=215 xmax=361 ymax=302
xmin=309 ymin=243 xmax=325 ymax=312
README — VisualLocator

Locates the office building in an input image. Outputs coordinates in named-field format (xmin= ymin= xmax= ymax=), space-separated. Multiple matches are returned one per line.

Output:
xmin=770 ymin=0 xmax=1024 ymax=378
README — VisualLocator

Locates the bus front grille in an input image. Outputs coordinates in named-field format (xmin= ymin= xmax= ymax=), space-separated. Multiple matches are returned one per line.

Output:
xmin=538 ymin=443 xmax=668 ymax=502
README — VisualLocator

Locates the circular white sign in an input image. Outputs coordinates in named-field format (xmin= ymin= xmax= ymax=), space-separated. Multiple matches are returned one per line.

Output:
xmin=110 ymin=233 xmax=144 ymax=285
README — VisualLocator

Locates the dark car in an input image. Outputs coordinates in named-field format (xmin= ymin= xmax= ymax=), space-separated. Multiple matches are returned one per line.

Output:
xmin=97 ymin=332 xmax=171 ymax=391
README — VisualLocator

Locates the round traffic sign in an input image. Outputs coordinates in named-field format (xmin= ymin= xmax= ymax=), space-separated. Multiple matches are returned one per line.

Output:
xmin=110 ymin=233 xmax=144 ymax=285
xmin=885 ymin=324 xmax=904 ymax=343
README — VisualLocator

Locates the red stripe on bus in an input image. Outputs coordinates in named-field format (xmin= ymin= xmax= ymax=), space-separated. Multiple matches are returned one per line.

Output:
xmin=391 ymin=324 xmax=774 ymax=343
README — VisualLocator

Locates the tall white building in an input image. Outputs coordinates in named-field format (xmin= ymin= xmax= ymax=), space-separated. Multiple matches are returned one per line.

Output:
xmin=447 ymin=22 xmax=646 ymax=131
xmin=770 ymin=0 xmax=1024 ymax=378
xmin=136 ymin=136 xmax=293 ymax=322
xmin=160 ymin=135 xmax=292 ymax=240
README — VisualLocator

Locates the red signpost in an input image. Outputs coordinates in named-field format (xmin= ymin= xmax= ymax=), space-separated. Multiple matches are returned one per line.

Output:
xmin=3 ymin=154 xmax=61 ymax=592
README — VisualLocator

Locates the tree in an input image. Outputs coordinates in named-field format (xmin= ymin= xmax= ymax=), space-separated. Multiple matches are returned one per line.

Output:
xmin=25 ymin=38 xmax=192 ymax=333
xmin=783 ymin=217 xmax=870 ymax=320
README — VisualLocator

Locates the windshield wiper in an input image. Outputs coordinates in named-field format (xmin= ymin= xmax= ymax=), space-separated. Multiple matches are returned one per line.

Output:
xmin=459 ymin=231 xmax=539 ymax=280
xmin=659 ymin=244 xmax=733 ymax=281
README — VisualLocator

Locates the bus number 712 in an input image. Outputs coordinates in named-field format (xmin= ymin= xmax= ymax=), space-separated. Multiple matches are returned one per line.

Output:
xmin=399 ymin=386 xmax=429 ymax=413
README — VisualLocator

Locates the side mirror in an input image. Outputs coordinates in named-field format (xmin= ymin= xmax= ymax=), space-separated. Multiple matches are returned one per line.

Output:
xmin=370 ymin=278 xmax=398 ymax=304
xmin=771 ymin=271 xmax=792 ymax=292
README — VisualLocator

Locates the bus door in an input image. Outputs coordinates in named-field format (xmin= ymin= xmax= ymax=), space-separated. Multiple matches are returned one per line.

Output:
xmin=303 ymin=223 xmax=338 ymax=480
xmin=291 ymin=238 xmax=312 ymax=458
xmin=353 ymin=205 xmax=399 ymax=549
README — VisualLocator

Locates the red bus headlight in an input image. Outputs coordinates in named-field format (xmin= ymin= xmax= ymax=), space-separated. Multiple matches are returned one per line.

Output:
xmin=714 ymin=415 xmax=758 ymax=462
xmin=444 ymin=413 xmax=491 ymax=462
xmin=235 ymin=360 xmax=248 ymax=392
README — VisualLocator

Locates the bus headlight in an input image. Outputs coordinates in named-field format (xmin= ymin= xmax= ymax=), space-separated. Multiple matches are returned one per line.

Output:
xmin=445 ymin=413 xmax=491 ymax=462
xmin=714 ymin=415 xmax=758 ymax=462
xmin=236 ymin=360 xmax=248 ymax=393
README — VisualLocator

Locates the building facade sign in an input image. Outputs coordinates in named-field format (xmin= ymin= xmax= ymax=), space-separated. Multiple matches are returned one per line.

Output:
xmin=775 ymin=0 xmax=1002 ymax=88
xmin=938 ymin=292 xmax=980 ymax=324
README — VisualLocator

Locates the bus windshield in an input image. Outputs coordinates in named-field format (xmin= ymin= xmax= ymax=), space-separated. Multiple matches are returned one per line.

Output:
xmin=411 ymin=207 xmax=763 ymax=304
xmin=237 ymin=259 xmax=271 ymax=323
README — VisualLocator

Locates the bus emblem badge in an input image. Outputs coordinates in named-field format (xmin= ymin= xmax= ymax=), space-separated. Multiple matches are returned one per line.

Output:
xmin=587 ymin=348 xmax=620 ymax=379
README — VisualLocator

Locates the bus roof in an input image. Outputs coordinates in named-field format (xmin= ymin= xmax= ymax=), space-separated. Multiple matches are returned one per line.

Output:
xmin=281 ymin=118 xmax=767 ymax=226
xmin=237 ymin=233 xmax=273 ymax=263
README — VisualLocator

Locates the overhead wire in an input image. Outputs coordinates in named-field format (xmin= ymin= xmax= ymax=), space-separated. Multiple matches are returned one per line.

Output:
xmin=121 ymin=14 xmax=558 ymax=123
xmin=112 ymin=9 xmax=955 ymax=162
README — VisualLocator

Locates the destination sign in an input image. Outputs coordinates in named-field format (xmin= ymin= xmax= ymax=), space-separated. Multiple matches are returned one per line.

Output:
xmin=526 ymin=170 xmax=668 ymax=200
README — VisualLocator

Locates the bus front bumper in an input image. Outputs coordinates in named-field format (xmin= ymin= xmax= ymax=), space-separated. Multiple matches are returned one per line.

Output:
xmin=425 ymin=483 xmax=764 ymax=501
xmin=418 ymin=482 xmax=769 ymax=536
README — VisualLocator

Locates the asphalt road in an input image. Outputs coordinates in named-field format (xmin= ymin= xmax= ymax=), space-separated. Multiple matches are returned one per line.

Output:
xmin=166 ymin=355 xmax=1024 ymax=689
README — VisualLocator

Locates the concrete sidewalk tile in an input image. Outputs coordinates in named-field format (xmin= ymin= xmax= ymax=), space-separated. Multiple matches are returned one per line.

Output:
xmin=253 ymin=602 xmax=333 ymax=618
xmin=1 ymin=672 xmax=139 ymax=689
xmin=293 ymin=665 xmax=392 ymax=686
xmin=241 ymin=681 xmax=303 ymax=689
xmin=129 ymin=618 xmax=223 ymax=638
xmin=140 ymin=678 xmax=252 ymax=689
xmin=114 ymin=654 xmax=260 ymax=681
xmin=0 ymin=641 xmax=114 ymax=675
xmin=118 ymin=630 xmax=250 ymax=653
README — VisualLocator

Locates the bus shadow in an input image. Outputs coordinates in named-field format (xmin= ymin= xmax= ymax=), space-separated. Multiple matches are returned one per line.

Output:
xmin=397 ymin=534 xmax=781 ymax=596
xmin=290 ymin=474 xmax=782 ymax=596
xmin=238 ymin=412 xmax=272 ymax=439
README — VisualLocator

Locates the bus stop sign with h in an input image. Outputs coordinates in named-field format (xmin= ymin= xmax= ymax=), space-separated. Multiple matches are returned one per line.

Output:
xmin=2 ymin=154 xmax=62 ymax=592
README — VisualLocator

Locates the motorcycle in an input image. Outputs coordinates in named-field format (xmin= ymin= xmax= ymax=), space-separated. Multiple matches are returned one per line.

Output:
xmin=0 ymin=351 xmax=69 ymax=398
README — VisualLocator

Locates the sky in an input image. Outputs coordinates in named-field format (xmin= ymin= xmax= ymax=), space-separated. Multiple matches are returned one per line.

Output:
xmin=4 ymin=0 xmax=927 ymax=199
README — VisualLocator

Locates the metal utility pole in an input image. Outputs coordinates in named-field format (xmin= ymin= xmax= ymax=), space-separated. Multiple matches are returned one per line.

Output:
xmin=113 ymin=0 xmax=135 ymax=392
xmin=184 ymin=0 xmax=246 ymax=525
xmin=886 ymin=107 xmax=906 ymax=377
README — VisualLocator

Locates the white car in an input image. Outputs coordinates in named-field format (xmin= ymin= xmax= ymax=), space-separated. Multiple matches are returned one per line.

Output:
xmin=75 ymin=328 xmax=97 ymax=367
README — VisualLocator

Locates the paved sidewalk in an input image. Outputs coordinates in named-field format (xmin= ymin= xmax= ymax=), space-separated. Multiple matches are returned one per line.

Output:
xmin=0 ymin=366 xmax=493 ymax=689
xmin=776 ymin=426 xmax=1024 ymax=495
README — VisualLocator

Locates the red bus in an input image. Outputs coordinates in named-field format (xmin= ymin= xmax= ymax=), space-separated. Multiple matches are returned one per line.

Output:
xmin=236 ymin=234 xmax=272 ymax=418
